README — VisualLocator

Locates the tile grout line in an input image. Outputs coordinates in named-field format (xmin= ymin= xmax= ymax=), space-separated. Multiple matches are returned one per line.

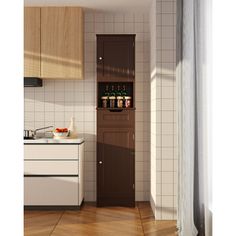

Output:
xmin=49 ymin=211 xmax=65 ymax=236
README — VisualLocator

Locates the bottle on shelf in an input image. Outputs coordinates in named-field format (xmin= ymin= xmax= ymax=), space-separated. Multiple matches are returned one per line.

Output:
xmin=109 ymin=85 xmax=116 ymax=108
xmin=121 ymin=85 xmax=127 ymax=108
xmin=101 ymin=85 xmax=109 ymax=108
xmin=116 ymin=85 xmax=123 ymax=108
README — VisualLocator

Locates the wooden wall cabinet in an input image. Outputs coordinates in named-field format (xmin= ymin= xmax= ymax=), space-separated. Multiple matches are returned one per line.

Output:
xmin=24 ymin=7 xmax=41 ymax=77
xmin=41 ymin=7 xmax=84 ymax=79
xmin=97 ymin=35 xmax=135 ymax=82
xmin=24 ymin=7 xmax=84 ymax=80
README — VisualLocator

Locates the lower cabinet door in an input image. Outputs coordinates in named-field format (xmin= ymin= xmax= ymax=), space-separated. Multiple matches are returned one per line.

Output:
xmin=24 ymin=177 xmax=79 ymax=206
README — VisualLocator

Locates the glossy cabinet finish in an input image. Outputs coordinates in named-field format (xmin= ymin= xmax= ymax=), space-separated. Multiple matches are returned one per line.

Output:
xmin=24 ymin=7 xmax=41 ymax=77
xmin=41 ymin=7 xmax=84 ymax=79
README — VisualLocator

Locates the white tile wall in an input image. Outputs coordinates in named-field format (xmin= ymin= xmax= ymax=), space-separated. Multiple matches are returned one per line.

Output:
xmin=150 ymin=0 xmax=178 ymax=220
xmin=24 ymin=10 xmax=150 ymax=202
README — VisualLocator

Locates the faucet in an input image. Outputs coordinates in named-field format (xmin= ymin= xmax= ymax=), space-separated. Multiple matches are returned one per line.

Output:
xmin=33 ymin=126 xmax=54 ymax=138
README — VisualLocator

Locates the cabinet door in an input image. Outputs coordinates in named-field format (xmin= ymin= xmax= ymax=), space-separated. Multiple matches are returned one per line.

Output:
xmin=24 ymin=177 xmax=79 ymax=206
xmin=24 ymin=7 xmax=41 ymax=77
xmin=97 ymin=128 xmax=135 ymax=207
xmin=97 ymin=35 xmax=135 ymax=81
xmin=41 ymin=7 xmax=84 ymax=79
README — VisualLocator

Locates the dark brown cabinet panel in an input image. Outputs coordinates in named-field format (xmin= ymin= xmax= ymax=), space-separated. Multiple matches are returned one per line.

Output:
xmin=97 ymin=110 xmax=135 ymax=128
xmin=97 ymin=128 xmax=135 ymax=207
xmin=97 ymin=35 xmax=135 ymax=207
xmin=97 ymin=35 xmax=135 ymax=81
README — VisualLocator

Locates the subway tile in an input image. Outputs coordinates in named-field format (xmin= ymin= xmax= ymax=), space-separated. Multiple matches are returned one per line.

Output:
xmin=54 ymin=112 xmax=65 ymax=122
xmin=162 ymin=2 xmax=174 ymax=14
xmin=162 ymin=111 xmax=174 ymax=123
xmin=114 ymin=22 xmax=124 ymax=33
xmin=162 ymin=172 xmax=174 ymax=184
xmin=162 ymin=148 xmax=174 ymax=159
xmin=124 ymin=22 xmax=134 ymax=33
xmin=162 ymin=160 xmax=174 ymax=171
xmin=35 ymin=101 xmax=44 ymax=112
xmin=24 ymin=101 xmax=34 ymax=112
xmin=162 ymin=183 xmax=174 ymax=196
xmin=114 ymin=13 xmax=124 ymax=22
xmin=162 ymin=123 xmax=174 ymax=135
xmin=104 ymin=14 xmax=114 ymax=23
xmin=104 ymin=22 xmax=114 ymax=33
xmin=135 ymin=22 xmax=144 ymax=33
xmin=134 ymin=13 xmax=144 ymax=22
xmin=162 ymin=14 xmax=174 ymax=26
xmin=94 ymin=22 xmax=104 ymax=33
xmin=84 ymin=12 xmax=94 ymax=22
xmin=162 ymin=135 xmax=174 ymax=147
xmin=35 ymin=112 xmax=44 ymax=122
xmin=124 ymin=13 xmax=134 ymax=22
xmin=95 ymin=13 xmax=104 ymax=22
xmin=45 ymin=112 xmax=54 ymax=122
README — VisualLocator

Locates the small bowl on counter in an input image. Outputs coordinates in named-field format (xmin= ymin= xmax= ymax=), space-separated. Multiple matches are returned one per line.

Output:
xmin=53 ymin=128 xmax=70 ymax=139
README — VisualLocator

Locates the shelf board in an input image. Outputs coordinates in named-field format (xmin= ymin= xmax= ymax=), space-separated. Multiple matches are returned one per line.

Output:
xmin=96 ymin=107 xmax=136 ymax=110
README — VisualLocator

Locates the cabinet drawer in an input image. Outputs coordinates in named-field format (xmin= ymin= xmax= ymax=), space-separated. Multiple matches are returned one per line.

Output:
xmin=24 ymin=145 xmax=78 ymax=160
xmin=24 ymin=177 xmax=79 ymax=206
xmin=97 ymin=110 xmax=134 ymax=128
xmin=24 ymin=160 xmax=78 ymax=175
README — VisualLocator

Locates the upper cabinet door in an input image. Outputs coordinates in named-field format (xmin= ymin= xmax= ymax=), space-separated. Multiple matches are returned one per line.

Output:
xmin=24 ymin=7 xmax=41 ymax=77
xmin=97 ymin=35 xmax=135 ymax=81
xmin=41 ymin=7 xmax=84 ymax=79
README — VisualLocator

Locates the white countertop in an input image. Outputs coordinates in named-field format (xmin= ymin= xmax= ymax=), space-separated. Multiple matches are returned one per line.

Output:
xmin=24 ymin=137 xmax=84 ymax=144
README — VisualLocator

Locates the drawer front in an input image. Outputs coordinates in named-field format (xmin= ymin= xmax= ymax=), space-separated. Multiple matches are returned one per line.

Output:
xmin=97 ymin=110 xmax=134 ymax=128
xmin=24 ymin=177 xmax=79 ymax=206
xmin=24 ymin=160 xmax=78 ymax=175
xmin=24 ymin=145 xmax=78 ymax=160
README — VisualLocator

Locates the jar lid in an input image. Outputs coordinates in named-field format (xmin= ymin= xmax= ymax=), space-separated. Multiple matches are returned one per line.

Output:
xmin=109 ymin=96 xmax=116 ymax=99
xmin=124 ymin=96 xmax=132 ymax=99
xmin=101 ymin=96 xmax=108 ymax=99
xmin=117 ymin=96 xmax=123 ymax=99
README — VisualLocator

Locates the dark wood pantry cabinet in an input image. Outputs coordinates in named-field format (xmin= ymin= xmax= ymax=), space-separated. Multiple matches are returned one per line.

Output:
xmin=96 ymin=35 xmax=135 ymax=207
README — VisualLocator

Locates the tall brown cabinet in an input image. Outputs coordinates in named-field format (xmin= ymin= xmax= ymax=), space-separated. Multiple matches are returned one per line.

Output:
xmin=96 ymin=35 xmax=135 ymax=207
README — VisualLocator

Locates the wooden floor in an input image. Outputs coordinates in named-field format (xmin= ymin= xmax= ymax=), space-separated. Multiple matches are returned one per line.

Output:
xmin=24 ymin=202 xmax=177 ymax=236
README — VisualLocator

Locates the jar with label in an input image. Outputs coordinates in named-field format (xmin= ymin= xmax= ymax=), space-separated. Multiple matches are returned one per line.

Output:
xmin=124 ymin=96 xmax=132 ymax=108
xmin=109 ymin=96 xmax=116 ymax=108
xmin=101 ymin=96 xmax=108 ymax=108
xmin=117 ymin=96 xmax=123 ymax=108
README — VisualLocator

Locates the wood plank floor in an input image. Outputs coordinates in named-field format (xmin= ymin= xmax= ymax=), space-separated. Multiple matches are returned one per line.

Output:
xmin=24 ymin=202 xmax=177 ymax=236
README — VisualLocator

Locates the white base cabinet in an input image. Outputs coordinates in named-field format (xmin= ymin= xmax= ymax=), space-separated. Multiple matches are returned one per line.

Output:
xmin=24 ymin=143 xmax=84 ymax=207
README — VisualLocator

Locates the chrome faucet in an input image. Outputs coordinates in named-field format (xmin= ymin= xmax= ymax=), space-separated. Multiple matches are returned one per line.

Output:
xmin=33 ymin=126 xmax=54 ymax=138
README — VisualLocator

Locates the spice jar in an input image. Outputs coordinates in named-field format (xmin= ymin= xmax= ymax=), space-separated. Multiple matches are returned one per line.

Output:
xmin=109 ymin=96 xmax=116 ymax=108
xmin=124 ymin=96 xmax=132 ymax=108
xmin=117 ymin=96 xmax=123 ymax=108
xmin=101 ymin=96 xmax=108 ymax=108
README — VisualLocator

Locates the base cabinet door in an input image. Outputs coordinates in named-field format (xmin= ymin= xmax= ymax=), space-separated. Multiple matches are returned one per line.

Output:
xmin=97 ymin=128 xmax=135 ymax=207
xmin=24 ymin=177 xmax=79 ymax=206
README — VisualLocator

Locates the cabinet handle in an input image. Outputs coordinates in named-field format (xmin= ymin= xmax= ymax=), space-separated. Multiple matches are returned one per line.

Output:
xmin=99 ymin=161 xmax=103 ymax=164
xmin=109 ymin=109 xmax=123 ymax=112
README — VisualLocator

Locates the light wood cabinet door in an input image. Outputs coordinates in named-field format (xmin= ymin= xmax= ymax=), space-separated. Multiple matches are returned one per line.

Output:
xmin=24 ymin=7 xmax=41 ymax=77
xmin=41 ymin=7 xmax=84 ymax=79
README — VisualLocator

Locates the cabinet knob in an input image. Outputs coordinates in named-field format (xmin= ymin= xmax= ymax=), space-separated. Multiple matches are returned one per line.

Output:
xmin=98 ymin=56 xmax=103 ymax=60
xmin=99 ymin=161 xmax=103 ymax=164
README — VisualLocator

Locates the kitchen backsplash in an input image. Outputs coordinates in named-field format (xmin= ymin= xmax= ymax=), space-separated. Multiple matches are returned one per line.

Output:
xmin=24 ymin=10 xmax=151 ymax=202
